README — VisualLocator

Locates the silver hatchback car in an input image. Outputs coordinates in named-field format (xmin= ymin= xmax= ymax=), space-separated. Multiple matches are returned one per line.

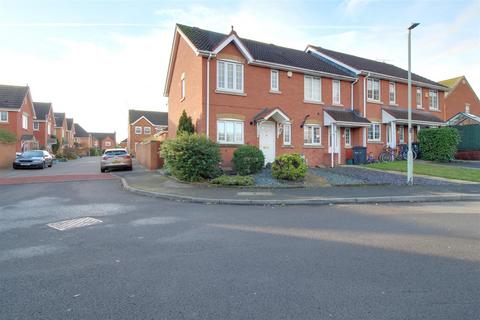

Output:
xmin=100 ymin=148 xmax=132 ymax=172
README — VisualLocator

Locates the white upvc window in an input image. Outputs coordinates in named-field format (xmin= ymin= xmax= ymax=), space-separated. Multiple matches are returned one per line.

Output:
xmin=217 ymin=60 xmax=244 ymax=93
xmin=270 ymin=70 xmax=279 ymax=92
xmin=181 ymin=78 xmax=186 ymax=100
xmin=144 ymin=127 xmax=151 ymax=135
xmin=105 ymin=141 xmax=112 ymax=147
xmin=344 ymin=127 xmax=351 ymax=146
xmin=389 ymin=82 xmax=396 ymax=104
xmin=399 ymin=125 xmax=405 ymax=143
xmin=304 ymin=124 xmax=321 ymax=145
xmin=0 ymin=111 xmax=8 ymax=122
xmin=429 ymin=89 xmax=439 ymax=110
xmin=368 ymin=123 xmax=381 ymax=141
xmin=466 ymin=103 xmax=471 ymax=114
xmin=332 ymin=80 xmax=341 ymax=105
xmin=135 ymin=126 xmax=142 ymax=134
xmin=304 ymin=76 xmax=322 ymax=102
xmin=283 ymin=123 xmax=291 ymax=145
xmin=47 ymin=123 xmax=51 ymax=135
xmin=367 ymin=78 xmax=381 ymax=101
xmin=217 ymin=119 xmax=244 ymax=144
xmin=22 ymin=113 xmax=28 ymax=129
xmin=416 ymin=87 xmax=423 ymax=108
xmin=33 ymin=121 xmax=40 ymax=131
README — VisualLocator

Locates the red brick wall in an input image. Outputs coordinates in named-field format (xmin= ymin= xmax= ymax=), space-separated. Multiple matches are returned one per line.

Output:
xmin=0 ymin=142 xmax=16 ymax=168
xmin=135 ymin=140 xmax=164 ymax=170
xmin=101 ymin=136 xmax=116 ymax=150
xmin=128 ymin=118 xmax=157 ymax=153
xmin=444 ymin=78 xmax=480 ymax=120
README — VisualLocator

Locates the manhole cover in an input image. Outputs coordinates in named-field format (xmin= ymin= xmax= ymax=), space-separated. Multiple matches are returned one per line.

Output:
xmin=47 ymin=217 xmax=103 ymax=231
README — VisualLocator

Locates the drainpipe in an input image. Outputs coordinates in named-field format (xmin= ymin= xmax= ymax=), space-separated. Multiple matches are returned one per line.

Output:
xmin=206 ymin=53 xmax=213 ymax=138
xmin=363 ymin=73 xmax=371 ymax=147
xmin=351 ymin=78 xmax=359 ymax=110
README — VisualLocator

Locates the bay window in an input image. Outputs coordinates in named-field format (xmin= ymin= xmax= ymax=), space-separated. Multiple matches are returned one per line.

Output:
xmin=304 ymin=125 xmax=321 ymax=145
xmin=367 ymin=78 xmax=380 ymax=101
xmin=217 ymin=60 xmax=243 ymax=93
xmin=304 ymin=76 xmax=322 ymax=102
xmin=217 ymin=119 xmax=244 ymax=144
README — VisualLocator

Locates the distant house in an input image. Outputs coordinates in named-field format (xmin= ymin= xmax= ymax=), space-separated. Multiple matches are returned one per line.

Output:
xmin=90 ymin=132 xmax=116 ymax=151
xmin=33 ymin=102 xmax=56 ymax=151
xmin=54 ymin=112 xmax=68 ymax=151
xmin=119 ymin=138 xmax=127 ymax=149
xmin=439 ymin=76 xmax=480 ymax=121
xmin=74 ymin=123 xmax=92 ymax=155
xmin=127 ymin=109 xmax=168 ymax=154
xmin=66 ymin=118 xmax=76 ymax=148
xmin=0 ymin=84 xmax=38 ymax=152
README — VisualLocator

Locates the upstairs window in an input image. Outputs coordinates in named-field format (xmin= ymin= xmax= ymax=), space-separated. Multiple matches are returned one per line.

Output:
xmin=332 ymin=80 xmax=341 ymax=105
xmin=367 ymin=78 xmax=380 ymax=101
xmin=217 ymin=60 xmax=243 ymax=93
xmin=429 ymin=89 xmax=439 ymax=110
xmin=135 ymin=126 xmax=142 ymax=134
xmin=416 ymin=87 xmax=423 ymax=108
xmin=22 ymin=114 xmax=28 ymax=130
xmin=181 ymin=78 xmax=186 ymax=100
xmin=33 ymin=121 xmax=39 ymax=131
xmin=47 ymin=123 xmax=51 ymax=135
xmin=304 ymin=125 xmax=321 ymax=145
xmin=105 ymin=141 xmax=111 ymax=147
xmin=144 ymin=127 xmax=151 ymax=135
xmin=389 ymin=82 xmax=396 ymax=104
xmin=304 ymin=76 xmax=321 ymax=102
xmin=0 ymin=111 xmax=8 ymax=122
xmin=466 ymin=103 xmax=471 ymax=114
xmin=270 ymin=70 xmax=279 ymax=92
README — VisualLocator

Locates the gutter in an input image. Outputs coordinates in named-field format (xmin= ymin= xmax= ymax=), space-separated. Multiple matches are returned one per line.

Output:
xmin=206 ymin=53 xmax=213 ymax=138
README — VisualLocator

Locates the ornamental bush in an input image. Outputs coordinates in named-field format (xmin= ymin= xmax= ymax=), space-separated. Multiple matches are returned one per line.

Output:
xmin=160 ymin=133 xmax=221 ymax=182
xmin=0 ymin=128 xmax=16 ymax=143
xmin=177 ymin=110 xmax=195 ymax=135
xmin=210 ymin=175 xmax=255 ymax=186
xmin=271 ymin=153 xmax=307 ymax=181
xmin=418 ymin=127 xmax=460 ymax=162
xmin=232 ymin=145 xmax=265 ymax=175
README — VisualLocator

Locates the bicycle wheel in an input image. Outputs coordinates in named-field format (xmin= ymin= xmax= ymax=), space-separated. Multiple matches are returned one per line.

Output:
xmin=412 ymin=150 xmax=417 ymax=160
xmin=378 ymin=152 xmax=386 ymax=162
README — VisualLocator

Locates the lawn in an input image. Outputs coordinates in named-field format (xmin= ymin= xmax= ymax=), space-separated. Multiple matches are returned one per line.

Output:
xmin=363 ymin=161 xmax=480 ymax=183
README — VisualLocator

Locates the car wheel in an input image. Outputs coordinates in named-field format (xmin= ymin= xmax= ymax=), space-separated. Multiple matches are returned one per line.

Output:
xmin=127 ymin=166 xmax=133 ymax=171
xmin=100 ymin=168 xmax=106 ymax=173
xmin=41 ymin=161 xmax=46 ymax=169
xmin=49 ymin=162 xmax=53 ymax=168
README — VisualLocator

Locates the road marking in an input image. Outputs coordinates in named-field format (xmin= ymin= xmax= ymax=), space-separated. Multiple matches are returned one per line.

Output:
xmin=237 ymin=191 xmax=273 ymax=196
xmin=47 ymin=217 xmax=103 ymax=231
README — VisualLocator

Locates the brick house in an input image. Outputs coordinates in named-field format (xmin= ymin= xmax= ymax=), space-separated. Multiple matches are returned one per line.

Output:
xmin=33 ymin=102 xmax=56 ymax=152
xmin=90 ymin=132 xmax=116 ymax=151
xmin=164 ymin=24 xmax=448 ymax=167
xmin=127 ymin=109 xmax=168 ymax=154
xmin=119 ymin=138 xmax=127 ymax=149
xmin=66 ymin=118 xmax=76 ymax=148
xmin=74 ymin=123 xmax=92 ymax=155
xmin=439 ymin=76 xmax=480 ymax=123
xmin=54 ymin=112 xmax=68 ymax=152
xmin=0 ymin=84 xmax=38 ymax=152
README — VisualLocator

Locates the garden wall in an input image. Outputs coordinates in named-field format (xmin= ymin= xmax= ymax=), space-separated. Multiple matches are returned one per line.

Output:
xmin=0 ymin=142 xmax=16 ymax=168
xmin=135 ymin=140 xmax=164 ymax=170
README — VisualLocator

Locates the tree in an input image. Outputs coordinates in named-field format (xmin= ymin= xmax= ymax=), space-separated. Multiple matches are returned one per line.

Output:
xmin=177 ymin=110 xmax=195 ymax=135
xmin=52 ymin=138 xmax=60 ymax=154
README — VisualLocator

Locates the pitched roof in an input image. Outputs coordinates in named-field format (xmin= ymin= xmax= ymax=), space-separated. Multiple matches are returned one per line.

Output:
xmin=446 ymin=112 xmax=480 ymax=125
xmin=0 ymin=84 xmax=29 ymax=110
xmin=66 ymin=118 xmax=74 ymax=130
xmin=176 ymin=24 xmax=354 ymax=77
xmin=128 ymin=109 xmax=168 ymax=126
xmin=74 ymin=123 xmax=89 ymax=137
xmin=438 ymin=76 xmax=463 ymax=88
xmin=33 ymin=102 xmax=52 ymax=121
xmin=54 ymin=112 xmax=65 ymax=127
xmin=324 ymin=108 xmax=371 ymax=124
xmin=309 ymin=46 xmax=446 ymax=88
xmin=90 ymin=132 xmax=116 ymax=141
xmin=382 ymin=106 xmax=444 ymax=123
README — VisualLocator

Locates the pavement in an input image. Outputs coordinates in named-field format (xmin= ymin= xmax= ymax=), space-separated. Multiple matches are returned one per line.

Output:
xmin=1 ymin=178 xmax=479 ymax=319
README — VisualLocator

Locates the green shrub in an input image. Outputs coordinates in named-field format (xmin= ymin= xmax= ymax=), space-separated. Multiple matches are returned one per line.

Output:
xmin=177 ymin=110 xmax=195 ymax=135
xmin=210 ymin=175 xmax=255 ymax=186
xmin=418 ymin=127 xmax=460 ymax=161
xmin=89 ymin=148 xmax=101 ymax=156
xmin=272 ymin=153 xmax=307 ymax=181
xmin=0 ymin=128 xmax=16 ymax=143
xmin=160 ymin=133 xmax=221 ymax=182
xmin=62 ymin=147 xmax=77 ymax=160
xmin=51 ymin=137 xmax=60 ymax=154
xmin=232 ymin=145 xmax=265 ymax=175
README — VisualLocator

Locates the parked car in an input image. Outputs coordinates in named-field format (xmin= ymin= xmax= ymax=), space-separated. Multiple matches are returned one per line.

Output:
xmin=13 ymin=150 xmax=53 ymax=169
xmin=100 ymin=148 xmax=132 ymax=172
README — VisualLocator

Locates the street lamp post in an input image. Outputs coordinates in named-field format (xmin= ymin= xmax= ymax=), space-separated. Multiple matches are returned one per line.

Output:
xmin=407 ymin=22 xmax=419 ymax=185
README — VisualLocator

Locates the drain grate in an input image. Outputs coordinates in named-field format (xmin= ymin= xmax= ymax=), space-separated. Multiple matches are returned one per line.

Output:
xmin=47 ymin=217 xmax=103 ymax=231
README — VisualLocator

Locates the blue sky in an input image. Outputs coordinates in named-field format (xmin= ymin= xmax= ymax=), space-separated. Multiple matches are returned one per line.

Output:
xmin=0 ymin=0 xmax=478 ymax=139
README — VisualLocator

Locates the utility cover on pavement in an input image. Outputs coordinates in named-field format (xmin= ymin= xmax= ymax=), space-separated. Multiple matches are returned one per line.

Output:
xmin=47 ymin=217 xmax=103 ymax=231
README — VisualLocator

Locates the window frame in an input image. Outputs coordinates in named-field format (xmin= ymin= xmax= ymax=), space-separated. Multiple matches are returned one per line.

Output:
xmin=0 ymin=111 xmax=8 ymax=123
xmin=181 ymin=78 xmax=186 ymax=100
xmin=344 ymin=127 xmax=351 ymax=146
xmin=303 ymin=124 xmax=322 ymax=146
xmin=367 ymin=78 xmax=381 ymax=102
xmin=304 ymin=75 xmax=322 ymax=102
xmin=105 ymin=141 xmax=112 ymax=147
xmin=270 ymin=70 xmax=279 ymax=92
xmin=429 ymin=89 xmax=439 ymax=110
xmin=399 ymin=125 xmax=405 ymax=144
xmin=465 ymin=103 xmax=470 ymax=114
xmin=134 ymin=126 xmax=142 ymax=135
xmin=389 ymin=82 xmax=396 ymax=105
xmin=416 ymin=87 xmax=423 ymax=109
xmin=144 ymin=127 xmax=152 ymax=135
xmin=33 ymin=121 xmax=40 ymax=131
xmin=332 ymin=80 xmax=341 ymax=105
xmin=368 ymin=123 xmax=381 ymax=142
xmin=47 ymin=123 xmax=51 ymax=135
xmin=216 ymin=119 xmax=244 ymax=145
xmin=283 ymin=123 xmax=291 ymax=145
xmin=216 ymin=60 xmax=244 ymax=93
xmin=22 ymin=113 xmax=28 ymax=130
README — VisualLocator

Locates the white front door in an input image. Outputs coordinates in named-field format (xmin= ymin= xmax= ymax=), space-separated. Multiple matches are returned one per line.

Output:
xmin=259 ymin=121 xmax=276 ymax=164
xmin=328 ymin=126 xmax=341 ymax=153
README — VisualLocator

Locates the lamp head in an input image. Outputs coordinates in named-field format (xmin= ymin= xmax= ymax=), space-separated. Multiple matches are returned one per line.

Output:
xmin=408 ymin=23 xmax=420 ymax=30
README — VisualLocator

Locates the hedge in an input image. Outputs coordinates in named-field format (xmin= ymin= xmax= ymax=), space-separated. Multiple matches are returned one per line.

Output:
xmin=0 ymin=128 xmax=16 ymax=143
xmin=418 ymin=127 xmax=460 ymax=161
xmin=232 ymin=145 xmax=264 ymax=175
xmin=272 ymin=153 xmax=307 ymax=181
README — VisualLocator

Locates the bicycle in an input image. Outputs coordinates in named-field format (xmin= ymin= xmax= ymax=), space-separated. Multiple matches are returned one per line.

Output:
xmin=379 ymin=145 xmax=417 ymax=162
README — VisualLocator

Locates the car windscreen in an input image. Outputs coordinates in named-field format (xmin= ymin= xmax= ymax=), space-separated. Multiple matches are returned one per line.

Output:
xmin=21 ymin=151 xmax=44 ymax=157
xmin=104 ymin=150 xmax=127 ymax=156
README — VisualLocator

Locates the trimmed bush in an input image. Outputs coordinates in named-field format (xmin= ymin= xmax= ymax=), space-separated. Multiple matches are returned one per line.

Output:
xmin=232 ymin=145 xmax=265 ymax=175
xmin=211 ymin=175 xmax=255 ymax=186
xmin=418 ymin=127 xmax=460 ymax=161
xmin=0 ymin=128 xmax=16 ymax=143
xmin=51 ymin=138 xmax=60 ymax=154
xmin=160 ymin=133 xmax=221 ymax=182
xmin=272 ymin=153 xmax=307 ymax=181
xmin=62 ymin=147 xmax=78 ymax=160
xmin=89 ymin=148 xmax=101 ymax=156
xmin=177 ymin=110 xmax=195 ymax=135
